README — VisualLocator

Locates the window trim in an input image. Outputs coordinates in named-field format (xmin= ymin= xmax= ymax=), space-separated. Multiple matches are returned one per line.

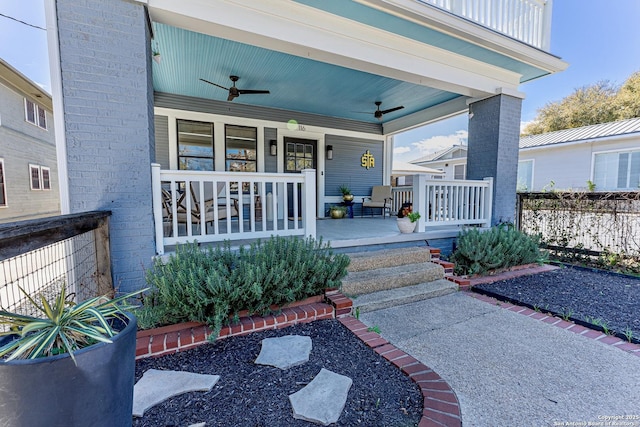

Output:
xmin=24 ymin=98 xmax=48 ymax=130
xmin=29 ymin=164 xmax=41 ymax=190
xmin=41 ymin=166 xmax=51 ymax=190
xmin=591 ymin=148 xmax=640 ymax=190
xmin=0 ymin=158 xmax=6 ymax=207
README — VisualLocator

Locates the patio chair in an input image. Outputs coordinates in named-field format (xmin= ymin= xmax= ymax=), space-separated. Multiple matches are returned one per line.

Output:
xmin=361 ymin=185 xmax=392 ymax=218
xmin=162 ymin=185 xmax=239 ymax=234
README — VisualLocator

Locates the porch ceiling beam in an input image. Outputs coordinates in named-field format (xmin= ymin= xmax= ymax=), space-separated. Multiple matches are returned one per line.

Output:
xmin=383 ymin=96 xmax=470 ymax=135
xmin=144 ymin=0 xmax=523 ymax=98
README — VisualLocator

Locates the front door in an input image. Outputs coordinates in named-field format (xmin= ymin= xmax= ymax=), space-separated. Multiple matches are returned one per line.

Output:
xmin=284 ymin=137 xmax=317 ymax=218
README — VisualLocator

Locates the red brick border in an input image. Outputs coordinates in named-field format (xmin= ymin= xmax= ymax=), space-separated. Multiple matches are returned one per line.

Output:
xmin=339 ymin=316 xmax=462 ymax=427
xmin=467 ymin=292 xmax=640 ymax=357
xmin=136 ymin=296 xmax=336 ymax=359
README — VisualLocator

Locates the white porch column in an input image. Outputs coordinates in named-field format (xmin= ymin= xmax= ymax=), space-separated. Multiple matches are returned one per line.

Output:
xmin=412 ymin=174 xmax=427 ymax=232
xmin=151 ymin=163 xmax=164 ymax=255
xmin=302 ymin=169 xmax=316 ymax=239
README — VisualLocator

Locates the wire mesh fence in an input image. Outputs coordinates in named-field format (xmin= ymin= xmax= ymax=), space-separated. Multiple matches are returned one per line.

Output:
xmin=518 ymin=191 xmax=640 ymax=270
xmin=0 ymin=212 xmax=112 ymax=322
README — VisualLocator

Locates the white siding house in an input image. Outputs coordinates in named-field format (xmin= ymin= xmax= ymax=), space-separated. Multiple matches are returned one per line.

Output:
xmin=518 ymin=118 xmax=640 ymax=191
xmin=0 ymin=58 xmax=59 ymax=222
xmin=411 ymin=118 xmax=640 ymax=192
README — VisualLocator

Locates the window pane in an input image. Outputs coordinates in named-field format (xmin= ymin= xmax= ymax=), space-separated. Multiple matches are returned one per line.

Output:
xmin=0 ymin=161 xmax=6 ymax=206
xmin=594 ymin=153 xmax=619 ymax=190
xmin=37 ymin=106 xmax=47 ymax=129
xmin=178 ymin=120 xmax=214 ymax=171
xmin=517 ymin=161 xmax=533 ymax=191
xmin=618 ymin=153 xmax=629 ymax=188
xmin=454 ymin=164 xmax=465 ymax=180
xmin=225 ymin=125 xmax=256 ymax=172
xmin=30 ymin=166 xmax=40 ymax=190
xmin=25 ymin=99 xmax=35 ymax=124
xmin=630 ymin=152 xmax=640 ymax=189
xmin=41 ymin=168 xmax=51 ymax=190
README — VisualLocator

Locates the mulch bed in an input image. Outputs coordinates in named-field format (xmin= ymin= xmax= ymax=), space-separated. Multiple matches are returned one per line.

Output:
xmin=133 ymin=319 xmax=422 ymax=427
xmin=472 ymin=264 xmax=640 ymax=343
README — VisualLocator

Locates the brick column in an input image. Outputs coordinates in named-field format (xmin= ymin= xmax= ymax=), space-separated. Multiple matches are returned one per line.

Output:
xmin=54 ymin=0 xmax=156 ymax=292
xmin=466 ymin=94 xmax=522 ymax=225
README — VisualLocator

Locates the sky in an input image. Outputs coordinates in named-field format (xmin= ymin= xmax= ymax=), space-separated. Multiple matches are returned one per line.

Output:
xmin=1 ymin=0 xmax=639 ymax=163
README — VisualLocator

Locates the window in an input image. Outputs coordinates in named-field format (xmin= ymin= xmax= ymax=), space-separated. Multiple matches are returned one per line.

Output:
xmin=30 ymin=164 xmax=41 ymax=190
xmin=593 ymin=150 xmax=640 ymax=190
xmin=225 ymin=125 xmax=257 ymax=172
xmin=517 ymin=160 xmax=534 ymax=191
xmin=41 ymin=167 xmax=51 ymax=190
xmin=454 ymin=164 xmax=466 ymax=180
xmin=285 ymin=141 xmax=314 ymax=172
xmin=25 ymin=99 xmax=47 ymax=129
xmin=0 ymin=159 xmax=6 ymax=207
xmin=177 ymin=120 xmax=214 ymax=171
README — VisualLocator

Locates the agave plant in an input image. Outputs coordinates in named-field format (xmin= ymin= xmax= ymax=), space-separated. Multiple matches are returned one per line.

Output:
xmin=0 ymin=285 xmax=145 ymax=364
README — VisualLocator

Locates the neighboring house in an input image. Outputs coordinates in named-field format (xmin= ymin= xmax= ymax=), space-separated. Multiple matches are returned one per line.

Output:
xmin=411 ymin=145 xmax=469 ymax=181
xmin=44 ymin=0 xmax=567 ymax=292
xmin=414 ymin=118 xmax=640 ymax=192
xmin=518 ymin=118 xmax=640 ymax=191
xmin=0 ymin=58 xmax=59 ymax=222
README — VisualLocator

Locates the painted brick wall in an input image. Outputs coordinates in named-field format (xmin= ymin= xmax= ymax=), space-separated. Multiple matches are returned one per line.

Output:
xmin=56 ymin=0 xmax=156 ymax=292
xmin=467 ymin=94 xmax=522 ymax=225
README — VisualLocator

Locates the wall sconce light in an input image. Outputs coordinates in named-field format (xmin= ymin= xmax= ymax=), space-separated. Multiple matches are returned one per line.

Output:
xmin=468 ymin=105 xmax=474 ymax=120
xmin=326 ymin=145 xmax=333 ymax=160
xmin=270 ymin=140 xmax=277 ymax=156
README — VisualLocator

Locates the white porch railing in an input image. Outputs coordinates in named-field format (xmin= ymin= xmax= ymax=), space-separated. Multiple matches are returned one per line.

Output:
xmin=394 ymin=176 xmax=493 ymax=231
xmin=151 ymin=164 xmax=316 ymax=255
xmin=418 ymin=0 xmax=552 ymax=50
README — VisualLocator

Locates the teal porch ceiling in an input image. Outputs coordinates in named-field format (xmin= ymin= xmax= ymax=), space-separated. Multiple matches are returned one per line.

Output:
xmin=152 ymin=22 xmax=461 ymax=125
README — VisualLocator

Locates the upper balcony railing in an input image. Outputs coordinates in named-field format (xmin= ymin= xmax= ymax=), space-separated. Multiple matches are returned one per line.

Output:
xmin=419 ymin=0 xmax=552 ymax=50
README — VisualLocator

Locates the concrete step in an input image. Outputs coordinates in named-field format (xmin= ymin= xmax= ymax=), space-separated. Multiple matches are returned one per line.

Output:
xmin=351 ymin=279 xmax=458 ymax=313
xmin=346 ymin=247 xmax=434 ymax=272
xmin=342 ymin=262 xmax=444 ymax=296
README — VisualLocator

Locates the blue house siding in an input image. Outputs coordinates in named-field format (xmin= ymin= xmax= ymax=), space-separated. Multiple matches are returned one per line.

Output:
xmin=55 ymin=0 xmax=156 ymax=293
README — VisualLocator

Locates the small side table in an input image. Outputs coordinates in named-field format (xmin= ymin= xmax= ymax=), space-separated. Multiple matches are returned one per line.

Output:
xmin=341 ymin=200 xmax=354 ymax=218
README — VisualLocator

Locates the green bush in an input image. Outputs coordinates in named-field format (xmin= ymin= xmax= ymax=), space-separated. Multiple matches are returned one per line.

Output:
xmin=137 ymin=236 xmax=350 ymax=335
xmin=450 ymin=225 xmax=547 ymax=276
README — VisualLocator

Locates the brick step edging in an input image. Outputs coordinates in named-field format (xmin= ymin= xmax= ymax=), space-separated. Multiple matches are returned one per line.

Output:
xmin=338 ymin=315 xmax=462 ymax=427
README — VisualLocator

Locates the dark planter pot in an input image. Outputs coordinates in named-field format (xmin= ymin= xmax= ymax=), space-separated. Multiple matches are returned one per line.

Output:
xmin=0 ymin=313 xmax=137 ymax=427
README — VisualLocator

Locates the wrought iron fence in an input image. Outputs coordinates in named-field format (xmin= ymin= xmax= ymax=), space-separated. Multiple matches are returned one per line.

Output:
xmin=0 ymin=211 xmax=112 ymax=318
xmin=517 ymin=192 xmax=640 ymax=268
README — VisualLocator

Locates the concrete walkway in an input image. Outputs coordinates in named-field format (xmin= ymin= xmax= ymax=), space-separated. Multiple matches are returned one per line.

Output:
xmin=360 ymin=292 xmax=640 ymax=426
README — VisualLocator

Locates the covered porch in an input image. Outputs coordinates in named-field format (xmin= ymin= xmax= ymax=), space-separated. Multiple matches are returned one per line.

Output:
xmin=152 ymin=164 xmax=492 ymax=254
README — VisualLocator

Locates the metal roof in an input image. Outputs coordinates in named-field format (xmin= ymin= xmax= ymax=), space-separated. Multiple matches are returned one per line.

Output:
xmin=520 ymin=118 xmax=640 ymax=149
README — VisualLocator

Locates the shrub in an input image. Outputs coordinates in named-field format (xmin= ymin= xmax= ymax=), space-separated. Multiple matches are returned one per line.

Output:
xmin=137 ymin=236 xmax=350 ymax=335
xmin=450 ymin=224 xmax=547 ymax=276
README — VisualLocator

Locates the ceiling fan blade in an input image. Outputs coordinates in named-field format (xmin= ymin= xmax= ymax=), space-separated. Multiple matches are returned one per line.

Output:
xmin=237 ymin=89 xmax=270 ymax=95
xmin=381 ymin=105 xmax=404 ymax=115
xmin=199 ymin=78 xmax=229 ymax=91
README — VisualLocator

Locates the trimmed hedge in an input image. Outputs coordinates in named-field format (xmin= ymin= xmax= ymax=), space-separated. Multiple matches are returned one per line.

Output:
xmin=136 ymin=236 xmax=350 ymax=335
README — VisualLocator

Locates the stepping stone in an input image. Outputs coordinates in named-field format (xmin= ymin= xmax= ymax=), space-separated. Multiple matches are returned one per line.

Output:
xmin=132 ymin=369 xmax=220 ymax=417
xmin=289 ymin=368 xmax=353 ymax=426
xmin=254 ymin=335 xmax=312 ymax=370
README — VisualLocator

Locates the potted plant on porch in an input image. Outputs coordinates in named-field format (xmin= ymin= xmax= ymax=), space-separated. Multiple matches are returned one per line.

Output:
xmin=397 ymin=202 xmax=421 ymax=233
xmin=330 ymin=205 xmax=347 ymax=219
xmin=0 ymin=285 xmax=144 ymax=427
xmin=339 ymin=184 xmax=354 ymax=202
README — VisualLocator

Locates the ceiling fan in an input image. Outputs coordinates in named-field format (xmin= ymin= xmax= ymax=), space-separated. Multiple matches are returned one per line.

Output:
xmin=372 ymin=101 xmax=404 ymax=121
xmin=199 ymin=75 xmax=270 ymax=101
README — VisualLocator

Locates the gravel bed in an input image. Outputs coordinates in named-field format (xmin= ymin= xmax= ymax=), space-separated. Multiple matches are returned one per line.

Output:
xmin=473 ymin=264 xmax=640 ymax=343
xmin=133 ymin=319 xmax=422 ymax=427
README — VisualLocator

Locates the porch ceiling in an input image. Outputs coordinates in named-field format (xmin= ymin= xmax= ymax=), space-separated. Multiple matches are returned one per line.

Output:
xmin=148 ymin=0 xmax=565 ymax=133
xmin=152 ymin=23 xmax=461 ymax=128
